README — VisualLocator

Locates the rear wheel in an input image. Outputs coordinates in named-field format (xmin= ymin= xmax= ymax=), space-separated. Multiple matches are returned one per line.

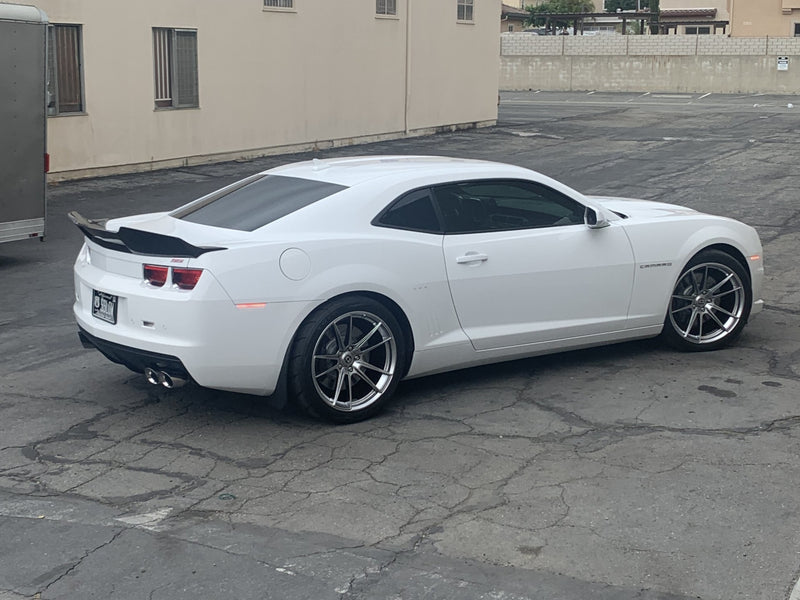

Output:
xmin=662 ymin=249 xmax=751 ymax=352
xmin=289 ymin=296 xmax=406 ymax=423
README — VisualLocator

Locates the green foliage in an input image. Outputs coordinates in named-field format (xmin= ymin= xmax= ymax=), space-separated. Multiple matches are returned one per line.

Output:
xmin=525 ymin=0 xmax=595 ymax=27
xmin=603 ymin=0 xmax=660 ymax=11
xmin=603 ymin=0 xmax=637 ymax=11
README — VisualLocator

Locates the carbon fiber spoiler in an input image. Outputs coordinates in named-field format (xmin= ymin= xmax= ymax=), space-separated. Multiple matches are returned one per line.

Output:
xmin=68 ymin=211 xmax=226 ymax=258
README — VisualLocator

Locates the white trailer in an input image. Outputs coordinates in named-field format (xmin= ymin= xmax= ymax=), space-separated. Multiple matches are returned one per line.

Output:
xmin=0 ymin=2 xmax=48 ymax=244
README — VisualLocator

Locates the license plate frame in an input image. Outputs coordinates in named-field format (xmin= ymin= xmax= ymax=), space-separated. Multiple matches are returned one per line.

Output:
xmin=92 ymin=290 xmax=118 ymax=325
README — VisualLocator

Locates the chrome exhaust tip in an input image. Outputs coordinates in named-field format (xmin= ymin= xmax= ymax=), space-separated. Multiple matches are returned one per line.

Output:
xmin=144 ymin=367 xmax=160 ymax=385
xmin=160 ymin=372 xmax=186 ymax=389
xmin=144 ymin=368 xmax=186 ymax=389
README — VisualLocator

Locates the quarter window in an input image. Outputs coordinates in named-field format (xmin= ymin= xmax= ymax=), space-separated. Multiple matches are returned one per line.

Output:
xmin=47 ymin=24 xmax=84 ymax=115
xmin=432 ymin=180 xmax=585 ymax=234
xmin=457 ymin=0 xmax=474 ymax=21
xmin=377 ymin=0 xmax=397 ymax=15
xmin=153 ymin=28 xmax=199 ymax=109
xmin=375 ymin=189 xmax=441 ymax=233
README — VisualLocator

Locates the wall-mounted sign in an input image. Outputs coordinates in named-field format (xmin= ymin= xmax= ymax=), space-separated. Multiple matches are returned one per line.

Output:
xmin=778 ymin=56 xmax=789 ymax=71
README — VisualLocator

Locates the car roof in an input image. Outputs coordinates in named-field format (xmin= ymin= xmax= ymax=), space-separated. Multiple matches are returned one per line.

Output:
xmin=264 ymin=156 xmax=533 ymax=187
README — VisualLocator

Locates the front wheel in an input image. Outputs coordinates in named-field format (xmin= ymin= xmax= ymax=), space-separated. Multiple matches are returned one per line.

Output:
xmin=289 ymin=296 xmax=406 ymax=423
xmin=661 ymin=249 xmax=752 ymax=352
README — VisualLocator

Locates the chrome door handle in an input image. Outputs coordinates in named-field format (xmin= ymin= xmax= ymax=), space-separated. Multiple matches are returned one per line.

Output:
xmin=456 ymin=252 xmax=488 ymax=264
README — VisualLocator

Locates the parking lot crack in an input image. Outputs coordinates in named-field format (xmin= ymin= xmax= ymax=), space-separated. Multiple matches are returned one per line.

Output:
xmin=38 ymin=527 xmax=125 ymax=594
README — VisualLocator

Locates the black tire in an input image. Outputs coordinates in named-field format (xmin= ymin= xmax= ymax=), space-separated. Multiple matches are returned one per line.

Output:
xmin=288 ymin=296 xmax=406 ymax=423
xmin=661 ymin=249 xmax=752 ymax=352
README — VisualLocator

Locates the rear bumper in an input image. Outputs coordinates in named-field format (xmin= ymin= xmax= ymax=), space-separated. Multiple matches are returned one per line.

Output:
xmin=78 ymin=326 xmax=188 ymax=377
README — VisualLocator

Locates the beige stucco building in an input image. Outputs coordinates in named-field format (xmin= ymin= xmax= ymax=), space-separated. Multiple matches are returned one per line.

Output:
xmin=729 ymin=0 xmax=800 ymax=37
xmin=34 ymin=0 xmax=500 ymax=180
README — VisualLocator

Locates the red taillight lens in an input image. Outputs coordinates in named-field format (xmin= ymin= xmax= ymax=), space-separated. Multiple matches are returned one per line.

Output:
xmin=172 ymin=268 xmax=203 ymax=290
xmin=144 ymin=265 xmax=169 ymax=287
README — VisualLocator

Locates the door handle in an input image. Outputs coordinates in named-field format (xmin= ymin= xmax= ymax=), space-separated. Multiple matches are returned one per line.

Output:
xmin=456 ymin=252 xmax=488 ymax=264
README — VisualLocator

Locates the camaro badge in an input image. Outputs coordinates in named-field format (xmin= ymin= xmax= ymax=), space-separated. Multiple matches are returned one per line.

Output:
xmin=640 ymin=262 xmax=673 ymax=269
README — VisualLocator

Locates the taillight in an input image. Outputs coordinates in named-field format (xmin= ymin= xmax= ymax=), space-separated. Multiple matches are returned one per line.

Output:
xmin=144 ymin=265 xmax=169 ymax=287
xmin=172 ymin=268 xmax=203 ymax=290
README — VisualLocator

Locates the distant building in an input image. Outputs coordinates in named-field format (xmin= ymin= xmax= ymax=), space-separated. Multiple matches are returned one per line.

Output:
xmin=659 ymin=0 xmax=729 ymax=34
xmin=729 ymin=0 xmax=800 ymax=37
xmin=501 ymin=3 xmax=529 ymax=31
xmin=34 ymin=0 xmax=501 ymax=180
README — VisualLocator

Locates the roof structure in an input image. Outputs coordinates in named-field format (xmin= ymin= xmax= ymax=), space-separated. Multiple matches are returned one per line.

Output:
xmin=501 ymin=3 xmax=529 ymax=18
xmin=660 ymin=8 xmax=717 ymax=19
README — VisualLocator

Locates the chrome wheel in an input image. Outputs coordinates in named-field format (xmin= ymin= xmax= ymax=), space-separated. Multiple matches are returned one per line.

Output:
xmin=311 ymin=310 xmax=398 ymax=412
xmin=668 ymin=261 xmax=746 ymax=345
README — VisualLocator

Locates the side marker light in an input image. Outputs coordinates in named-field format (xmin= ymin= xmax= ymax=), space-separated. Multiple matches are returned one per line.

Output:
xmin=236 ymin=303 xmax=267 ymax=310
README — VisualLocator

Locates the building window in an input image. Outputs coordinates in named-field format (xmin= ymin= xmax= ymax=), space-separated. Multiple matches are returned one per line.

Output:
xmin=376 ymin=0 xmax=396 ymax=15
xmin=685 ymin=26 xmax=711 ymax=35
xmin=153 ymin=28 xmax=199 ymax=109
xmin=264 ymin=0 xmax=293 ymax=7
xmin=47 ymin=24 xmax=84 ymax=115
xmin=794 ymin=23 xmax=800 ymax=37
xmin=457 ymin=0 xmax=474 ymax=21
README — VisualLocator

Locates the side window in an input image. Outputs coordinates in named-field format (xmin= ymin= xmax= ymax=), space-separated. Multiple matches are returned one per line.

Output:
xmin=374 ymin=189 xmax=442 ymax=234
xmin=432 ymin=180 xmax=585 ymax=234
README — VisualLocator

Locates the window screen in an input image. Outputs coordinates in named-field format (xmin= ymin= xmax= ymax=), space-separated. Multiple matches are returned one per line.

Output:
xmin=47 ymin=24 xmax=84 ymax=115
xmin=173 ymin=175 xmax=347 ymax=231
xmin=432 ymin=180 xmax=584 ymax=234
xmin=153 ymin=28 xmax=198 ymax=108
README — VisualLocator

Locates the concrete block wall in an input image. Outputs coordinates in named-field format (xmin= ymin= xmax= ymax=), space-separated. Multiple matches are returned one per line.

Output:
xmin=501 ymin=33 xmax=563 ymax=56
xmin=500 ymin=33 xmax=800 ymax=94
xmin=768 ymin=37 xmax=800 ymax=55
xmin=627 ymin=35 xmax=696 ymax=56
xmin=563 ymin=36 xmax=628 ymax=56
xmin=697 ymin=37 xmax=767 ymax=55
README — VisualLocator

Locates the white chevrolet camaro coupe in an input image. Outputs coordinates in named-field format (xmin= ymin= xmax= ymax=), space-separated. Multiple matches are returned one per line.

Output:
xmin=71 ymin=156 xmax=764 ymax=422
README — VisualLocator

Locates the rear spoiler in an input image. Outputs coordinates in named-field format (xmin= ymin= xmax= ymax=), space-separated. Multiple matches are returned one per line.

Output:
xmin=68 ymin=211 xmax=226 ymax=258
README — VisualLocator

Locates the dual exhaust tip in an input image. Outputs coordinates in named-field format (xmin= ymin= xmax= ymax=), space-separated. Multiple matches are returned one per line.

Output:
xmin=144 ymin=367 xmax=186 ymax=389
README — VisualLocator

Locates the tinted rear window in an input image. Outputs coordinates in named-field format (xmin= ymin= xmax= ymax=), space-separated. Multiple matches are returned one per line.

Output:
xmin=172 ymin=175 xmax=347 ymax=231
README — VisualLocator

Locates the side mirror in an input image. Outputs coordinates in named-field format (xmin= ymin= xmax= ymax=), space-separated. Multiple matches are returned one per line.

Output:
xmin=584 ymin=206 xmax=610 ymax=229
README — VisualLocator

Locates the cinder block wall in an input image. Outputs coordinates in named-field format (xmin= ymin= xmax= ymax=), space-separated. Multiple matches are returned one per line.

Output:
xmin=500 ymin=33 xmax=800 ymax=93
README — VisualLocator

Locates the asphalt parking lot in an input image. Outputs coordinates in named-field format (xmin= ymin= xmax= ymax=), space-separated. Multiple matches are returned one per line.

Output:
xmin=1 ymin=91 xmax=799 ymax=599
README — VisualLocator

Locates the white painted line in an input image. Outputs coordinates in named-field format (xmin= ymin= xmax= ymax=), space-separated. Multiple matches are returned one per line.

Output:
xmin=788 ymin=572 xmax=800 ymax=600
xmin=510 ymin=130 xmax=564 ymax=139
xmin=115 ymin=507 xmax=173 ymax=531
xmin=697 ymin=93 xmax=711 ymax=100
xmin=652 ymin=94 xmax=693 ymax=99
xmin=587 ymin=91 xmax=595 ymax=95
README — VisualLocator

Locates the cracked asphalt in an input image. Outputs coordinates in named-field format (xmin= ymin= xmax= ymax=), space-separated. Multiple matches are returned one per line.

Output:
xmin=1 ymin=91 xmax=799 ymax=599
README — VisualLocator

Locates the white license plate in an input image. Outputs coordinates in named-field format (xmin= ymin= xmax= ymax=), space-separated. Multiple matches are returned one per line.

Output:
xmin=92 ymin=290 xmax=118 ymax=324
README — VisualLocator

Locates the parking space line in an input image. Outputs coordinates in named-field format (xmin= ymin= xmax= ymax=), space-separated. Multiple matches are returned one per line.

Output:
xmin=789 ymin=574 xmax=800 ymax=600
xmin=698 ymin=93 xmax=712 ymax=100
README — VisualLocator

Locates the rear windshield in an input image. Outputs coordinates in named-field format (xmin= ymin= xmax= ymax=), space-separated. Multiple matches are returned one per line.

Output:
xmin=171 ymin=174 xmax=347 ymax=231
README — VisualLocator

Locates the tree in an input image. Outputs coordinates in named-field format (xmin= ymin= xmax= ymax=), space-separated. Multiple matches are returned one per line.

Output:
xmin=648 ymin=0 xmax=660 ymax=33
xmin=525 ymin=0 xmax=595 ymax=28
xmin=604 ymin=0 xmax=636 ymax=11
xmin=604 ymin=0 xmax=658 ymax=11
